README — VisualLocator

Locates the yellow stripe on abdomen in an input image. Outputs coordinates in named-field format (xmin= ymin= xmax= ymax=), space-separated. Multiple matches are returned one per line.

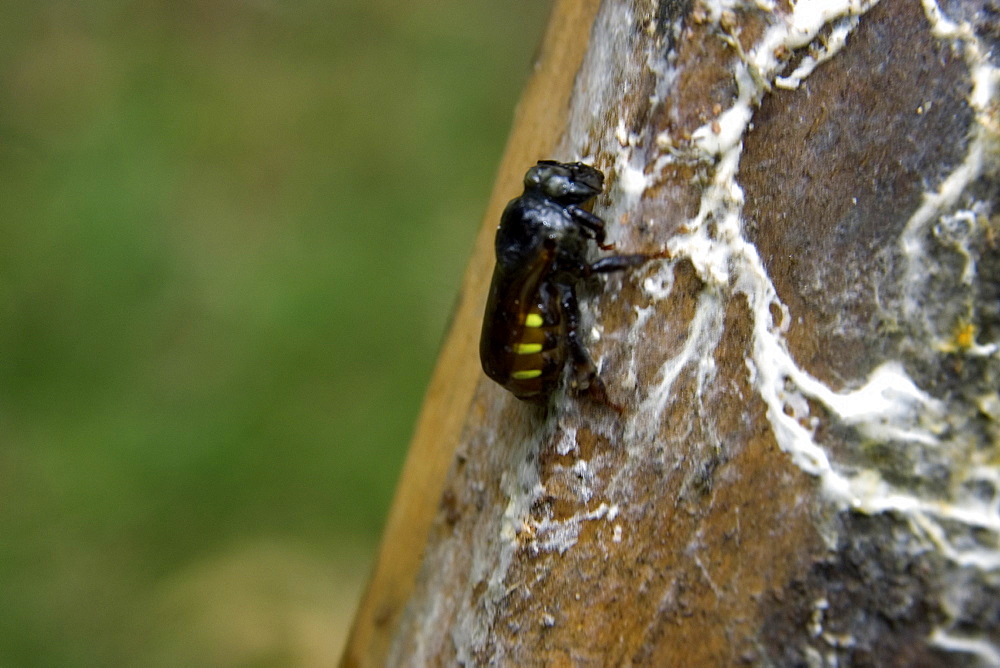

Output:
xmin=508 ymin=309 xmax=552 ymax=383
xmin=524 ymin=313 xmax=543 ymax=328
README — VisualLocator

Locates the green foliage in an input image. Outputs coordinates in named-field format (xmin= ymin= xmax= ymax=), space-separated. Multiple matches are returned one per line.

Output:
xmin=0 ymin=0 xmax=550 ymax=663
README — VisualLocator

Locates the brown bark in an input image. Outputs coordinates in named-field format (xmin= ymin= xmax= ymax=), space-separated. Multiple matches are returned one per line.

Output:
xmin=344 ymin=0 xmax=1000 ymax=664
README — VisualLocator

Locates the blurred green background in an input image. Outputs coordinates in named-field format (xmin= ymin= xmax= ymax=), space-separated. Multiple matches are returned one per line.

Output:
xmin=0 ymin=1 xmax=550 ymax=664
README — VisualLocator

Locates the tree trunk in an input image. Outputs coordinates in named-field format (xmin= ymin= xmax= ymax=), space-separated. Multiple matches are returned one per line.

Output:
xmin=344 ymin=0 xmax=1000 ymax=663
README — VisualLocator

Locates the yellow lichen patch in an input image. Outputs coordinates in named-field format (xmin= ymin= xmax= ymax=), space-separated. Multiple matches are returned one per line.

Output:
xmin=955 ymin=322 xmax=977 ymax=349
xmin=938 ymin=320 xmax=978 ymax=353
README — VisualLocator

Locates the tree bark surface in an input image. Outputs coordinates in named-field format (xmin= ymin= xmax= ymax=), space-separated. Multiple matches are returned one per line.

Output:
xmin=345 ymin=0 xmax=1000 ymax=664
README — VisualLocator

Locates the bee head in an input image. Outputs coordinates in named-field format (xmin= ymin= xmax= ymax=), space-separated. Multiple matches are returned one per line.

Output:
xmin=524 ymin=160 xmax=604 ymax=204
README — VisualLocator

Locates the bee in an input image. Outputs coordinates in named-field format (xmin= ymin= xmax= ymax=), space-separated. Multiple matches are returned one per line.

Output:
xmin=479 ymin=160 xmax=654 ymax=402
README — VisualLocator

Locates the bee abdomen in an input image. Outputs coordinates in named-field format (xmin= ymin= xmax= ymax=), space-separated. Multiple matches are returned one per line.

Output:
xmin=504 ymin=309 xmax=564 ymax=398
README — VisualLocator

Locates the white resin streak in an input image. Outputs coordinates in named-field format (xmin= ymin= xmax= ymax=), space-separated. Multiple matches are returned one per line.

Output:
xmin=612 ymin=0 xmax=1000 ymax=660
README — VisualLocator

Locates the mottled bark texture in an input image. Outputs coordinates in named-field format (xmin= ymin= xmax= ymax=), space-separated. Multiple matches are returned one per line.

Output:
xmin=346 ymin=0 xmax=1000 ymax=664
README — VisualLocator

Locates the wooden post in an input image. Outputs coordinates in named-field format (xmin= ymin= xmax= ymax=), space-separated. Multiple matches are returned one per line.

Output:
xmin=345 ymin=0 xmax=1000 ymax=663
xmin=340 ymin=1 xmax=602 ymax=664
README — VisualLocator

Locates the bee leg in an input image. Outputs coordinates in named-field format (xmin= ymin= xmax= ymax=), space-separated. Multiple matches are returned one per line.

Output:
xmin=587 ymin=253 xmax=651 ymax=274
xmin=558 ymin=282 xmax=619 ymax=410
xmin=568 ymin=206 xmax=615 ymax=250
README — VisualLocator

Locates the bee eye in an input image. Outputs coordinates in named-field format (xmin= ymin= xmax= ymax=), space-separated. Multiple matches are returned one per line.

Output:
xmin=542 ymin=177 xmax=570 ymax=199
